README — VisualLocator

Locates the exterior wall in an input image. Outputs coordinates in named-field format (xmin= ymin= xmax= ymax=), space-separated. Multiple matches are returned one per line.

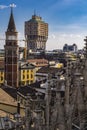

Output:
xmin=0 ymin=68 xmax=35 ymax=86
xmin=0 ymin=70 xmax=4 ymax=85
xmin=4 ymin=41 xmax=19 ymax=88
xmin=19 ymin=69 xmax=35 ymax=86
xmin=25 ymin=15 xmax=48 ymax=51
xmin=25 ymin=21 xmax=48 ymax=37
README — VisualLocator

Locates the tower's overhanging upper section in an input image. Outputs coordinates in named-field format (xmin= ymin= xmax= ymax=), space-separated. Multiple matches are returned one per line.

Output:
xmin=7 ymin=7 xmax=17 ymax=32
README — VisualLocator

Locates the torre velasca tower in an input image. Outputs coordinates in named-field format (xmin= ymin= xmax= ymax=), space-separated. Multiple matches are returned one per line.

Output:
xmin=4 ymin=8 xmax=19 ymax=88
xmin=25 ymin=14 xmax=48 ymax=52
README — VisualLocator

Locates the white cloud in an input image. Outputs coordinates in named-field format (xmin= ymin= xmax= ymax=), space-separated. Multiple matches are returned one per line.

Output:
xmin=0 ymin=4 xmax=17 ymax=10
xmin=51 ymin=24 xmax=83 ymax=32
xmin=48 ymin=34 xmax=56 ymax=39
xmin=46 ymin=32 xmax=85 ymax=50
xmin=0 ymin=5 xmax=9 ymax=9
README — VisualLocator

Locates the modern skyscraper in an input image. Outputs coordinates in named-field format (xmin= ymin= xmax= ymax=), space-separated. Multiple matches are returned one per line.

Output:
xmin=4 ymin=8 xmax=19 ymax=88
xmin=25 ymin=14 xmax=48 ymax=52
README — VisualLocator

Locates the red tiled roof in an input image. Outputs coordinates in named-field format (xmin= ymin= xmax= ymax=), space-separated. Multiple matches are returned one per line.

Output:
xmin=27 ymin=58 xmax=48 ymax=67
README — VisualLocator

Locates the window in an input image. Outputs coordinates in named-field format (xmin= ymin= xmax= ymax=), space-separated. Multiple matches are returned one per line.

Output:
xmin=30 ymin=81 xmax=33 ymax=84
xmin=8 ymin=42 xmax=12 ymax=46
xmin=27 ymin=81 xmax=29 ymax=84
xmin=13 ymin=50 xmax=16 ymax=55
xmin=31 ymin=74 xmax=33 ymax=79
xmin=1 ymin=76 xmax=3 ymax=81
xmin=5 ymin=58 xmax=6 ymax=62
xmin=27 ymin=74 xmax=29 ymax=79
xmin=8 ymin=57 xmax=12 ymax=64
xmin=27 ymin=70 xmax=29 ymax=73
xmin=8 ymin=50 xmax=12 ymax=55
xmin=23 ymin=75 xmax=25 ymax=79
xmin=13 ymin=58 xmax=17 ymax=63
xmin=8 ymin=74 xmax=11 ymax=80
xmin=13 ymin=42 xmax=16 ymax=46
xmin=31 ymin=70 xmax=33 ymax=73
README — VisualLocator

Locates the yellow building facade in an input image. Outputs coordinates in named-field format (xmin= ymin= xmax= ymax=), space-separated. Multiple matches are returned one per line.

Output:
xmin=19 ymin=62 xmax=36 ymax=86
xmin=0 ymin=60 xmax=4 ymax=86
xmin=0 ymin=69 xmax=4 ymax=86
xmin=0 ymin=62 xmax=36 ymax=86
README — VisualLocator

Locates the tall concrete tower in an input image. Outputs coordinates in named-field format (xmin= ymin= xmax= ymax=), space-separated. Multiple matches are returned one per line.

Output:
xmin=4 ymin=8 xmax=19 ymax=88
xmin=25 ymin=14 xmax=48 ymax=52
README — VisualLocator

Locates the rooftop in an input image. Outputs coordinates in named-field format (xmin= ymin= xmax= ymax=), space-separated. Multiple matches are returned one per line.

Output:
xmin=0 ymin=87 xmax=17 ymax=105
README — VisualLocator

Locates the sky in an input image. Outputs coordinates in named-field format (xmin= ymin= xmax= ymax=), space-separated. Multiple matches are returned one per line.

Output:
xmin=0 ymin=0 xmax=87 ymax=50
